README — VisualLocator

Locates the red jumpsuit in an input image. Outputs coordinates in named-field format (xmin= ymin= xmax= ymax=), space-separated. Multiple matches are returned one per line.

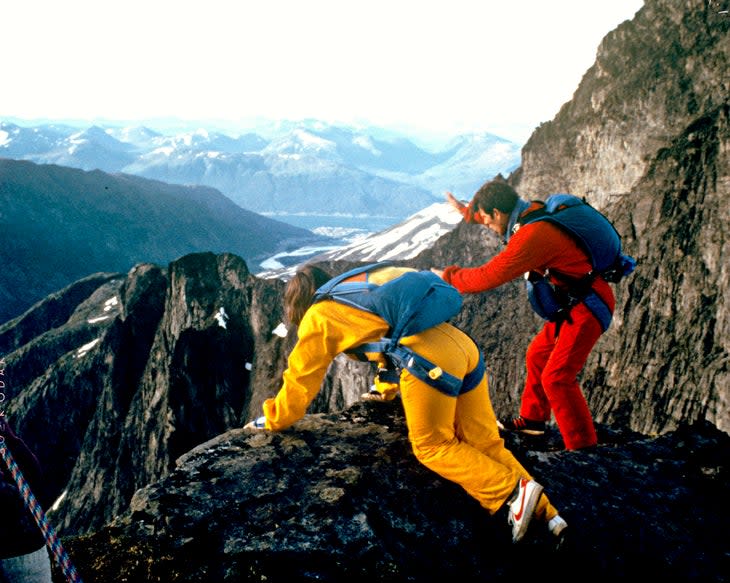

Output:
xmin=442 ymin=207 xmax=615 ymax=450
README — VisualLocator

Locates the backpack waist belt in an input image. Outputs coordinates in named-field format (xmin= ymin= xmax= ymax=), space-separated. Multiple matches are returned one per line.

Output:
xmin=351 ymin=342 xmax=486 ymax=397
xmin=527 ymin=273 xmax=613 ymax=333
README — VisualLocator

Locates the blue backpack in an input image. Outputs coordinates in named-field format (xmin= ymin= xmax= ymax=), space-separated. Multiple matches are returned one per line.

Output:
xmin=520 ymin=194 xmax=637 ymax=331
xmin=312 ymin=262 xmax=484 ymax=396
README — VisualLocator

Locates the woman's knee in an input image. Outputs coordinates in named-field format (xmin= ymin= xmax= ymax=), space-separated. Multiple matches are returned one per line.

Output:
xmin=410 ymin=435 xmax=457 ymax=467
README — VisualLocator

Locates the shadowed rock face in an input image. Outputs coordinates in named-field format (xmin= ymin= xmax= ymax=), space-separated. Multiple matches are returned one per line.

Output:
xmin=2 ymin=252 xmax=375 ymax=536
xmin=420 ymin=96 xmax=730 ymax=437
xmin=62 ymin=402 xmax=730 ymax=583
xmin=514 ymin=0 xmax=730 ymax=436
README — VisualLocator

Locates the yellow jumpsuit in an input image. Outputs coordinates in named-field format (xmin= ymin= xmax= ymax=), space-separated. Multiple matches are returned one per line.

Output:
xmin=262 ymin=294 xmax=558 ymax=520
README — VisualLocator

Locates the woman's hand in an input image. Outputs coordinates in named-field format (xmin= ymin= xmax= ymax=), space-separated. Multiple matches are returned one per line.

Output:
xmin=243 ymin=416 xmax=267 ymax=431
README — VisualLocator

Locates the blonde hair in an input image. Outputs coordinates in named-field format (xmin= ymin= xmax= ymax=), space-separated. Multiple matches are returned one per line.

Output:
xmin=284 ymin=265 xmax=332 ymax=326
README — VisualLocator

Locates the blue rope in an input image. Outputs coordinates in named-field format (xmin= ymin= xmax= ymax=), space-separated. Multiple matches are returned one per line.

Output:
xmin=0 ymin=443 xmax=83 ymax=583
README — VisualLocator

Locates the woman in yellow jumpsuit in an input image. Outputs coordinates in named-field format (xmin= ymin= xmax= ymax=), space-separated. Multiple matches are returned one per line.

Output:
xmin=247 ymin=265 xmax=568 ymax=543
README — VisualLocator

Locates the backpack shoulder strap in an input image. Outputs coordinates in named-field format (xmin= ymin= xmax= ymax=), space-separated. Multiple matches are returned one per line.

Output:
xmin=313 ymin=261 xmax=391 ymax=301
xmin=521 ymin=194 xmax=622 ymax=274
xmin=314 ymin=263 xmax=462 ymax=341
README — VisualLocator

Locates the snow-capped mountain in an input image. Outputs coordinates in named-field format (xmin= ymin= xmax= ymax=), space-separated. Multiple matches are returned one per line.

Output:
xmin=120 ymin=127 xmax=267 ymax=155
xmin=260 ymin=123 xmax=456 ymax=174
xmin=0 ymin=122 xmax=78 ymax=156
xmin=256 ymin=201 xmax=465 ymax=278
xmin=104 ymin=125 xmax=162 ymax=147
xmin=411 ymin=133 xmax=521 ymax=196
xmin=41 ymin=125 xmax=138 ymax=171
xmin=0 ymin=119 xmax=521 ymax=232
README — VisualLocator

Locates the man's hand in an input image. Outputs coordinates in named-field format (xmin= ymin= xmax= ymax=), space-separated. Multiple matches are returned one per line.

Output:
xmin=445 ymin=191 xmax=466 ymax=213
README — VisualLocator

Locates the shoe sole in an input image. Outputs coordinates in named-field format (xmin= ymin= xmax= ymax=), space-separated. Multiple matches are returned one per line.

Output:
xmin=360 ymin=393 xmax=385 ymax=401
xmin=496 ymin=420 xmax=545 ymax=435
xmin=517 ymin=429 xmax=545 ymax=436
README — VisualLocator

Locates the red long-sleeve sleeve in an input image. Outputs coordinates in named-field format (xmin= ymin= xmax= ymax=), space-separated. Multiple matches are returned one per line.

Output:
xmin=442 ymin=221 xmax=597 ymax=293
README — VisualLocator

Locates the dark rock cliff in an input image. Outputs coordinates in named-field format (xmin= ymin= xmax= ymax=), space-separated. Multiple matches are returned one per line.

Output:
xmin=2 ymin=252 xmax=376 ymax=537
xmin=515 ymin=0 xmax=729 ymax=209
xmin=63 ymin=403 xmax=730 ymax=583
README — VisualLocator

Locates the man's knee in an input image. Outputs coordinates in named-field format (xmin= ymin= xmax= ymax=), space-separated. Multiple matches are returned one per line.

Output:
xmin=540 ymin=366 xmax=579 ymax=392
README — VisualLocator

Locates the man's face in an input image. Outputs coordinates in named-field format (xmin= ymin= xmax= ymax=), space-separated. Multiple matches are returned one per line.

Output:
xmin=477 ymin=208 xmax=509 ymax=236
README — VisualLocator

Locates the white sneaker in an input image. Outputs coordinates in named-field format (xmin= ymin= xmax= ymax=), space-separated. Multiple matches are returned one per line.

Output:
xmin=507 ymin=478 xmax=544 ymax=542
xmin=547 ymin=514 xmax=568 ymax=537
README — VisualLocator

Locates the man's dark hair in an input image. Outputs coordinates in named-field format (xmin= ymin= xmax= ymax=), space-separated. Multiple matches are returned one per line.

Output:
xmin=472 ymin=176 xmax=519 ymax=216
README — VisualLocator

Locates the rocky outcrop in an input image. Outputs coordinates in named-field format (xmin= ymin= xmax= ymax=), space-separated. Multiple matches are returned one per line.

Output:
xmin=61 ymin=402 xmax=730 ymax=582
xmin=579 ymin=103 xmax=730 ymax=435
xmin=515 ymin=0 xmax=729 ymax=210
xmin=1 ymin=273 xmax=126 ymax=501
xmin=1 ymin=252 xmax=374 ymax=537
xmin=0 ymin=272 xmax=120 ymax=356
xmin=44 ymin=254 xmax=279 ymax=533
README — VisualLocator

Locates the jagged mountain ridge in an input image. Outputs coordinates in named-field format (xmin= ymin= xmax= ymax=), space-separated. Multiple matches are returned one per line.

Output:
xmin=0 ymin=120 xmax=521 ymax=220
xmin=0 ymin=159 xmax=328 ymax=323
xmin=515 ymin=0 xmax=730 ymax=209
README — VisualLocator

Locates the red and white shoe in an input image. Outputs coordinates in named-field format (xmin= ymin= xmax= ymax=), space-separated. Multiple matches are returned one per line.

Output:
xmin=507 ymin=478 xmax=544 ymax=542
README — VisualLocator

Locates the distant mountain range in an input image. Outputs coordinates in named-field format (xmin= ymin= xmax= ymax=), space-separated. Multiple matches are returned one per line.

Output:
xmin=0 ymin=158 xmax=328 ymax=324
xmin=0 ymin=120 xmax=521 ymax=230
xmin=0 ymin=119 xmax=520 ymax=324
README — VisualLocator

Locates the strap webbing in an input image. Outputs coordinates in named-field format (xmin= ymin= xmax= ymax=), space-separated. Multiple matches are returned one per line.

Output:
xmin=0 ymin=443 xmax=83 ymax=583
xmin=349 ymin=341 xmax=485 ymax=397
xmin=583 ymin=291 xmax=613 ymax=332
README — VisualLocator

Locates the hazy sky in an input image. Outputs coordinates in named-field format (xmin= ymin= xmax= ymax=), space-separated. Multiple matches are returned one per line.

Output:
xmin=3 ymin=0 xmax=644 ymax=143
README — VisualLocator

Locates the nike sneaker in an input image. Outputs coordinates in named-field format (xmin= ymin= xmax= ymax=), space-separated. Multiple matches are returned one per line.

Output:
xmin=507 ymin=478 xmax=544 ymax=542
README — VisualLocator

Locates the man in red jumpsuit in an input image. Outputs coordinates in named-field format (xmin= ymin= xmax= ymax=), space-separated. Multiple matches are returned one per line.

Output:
xmin=432 ymin=177 xmax=615 ymax=451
